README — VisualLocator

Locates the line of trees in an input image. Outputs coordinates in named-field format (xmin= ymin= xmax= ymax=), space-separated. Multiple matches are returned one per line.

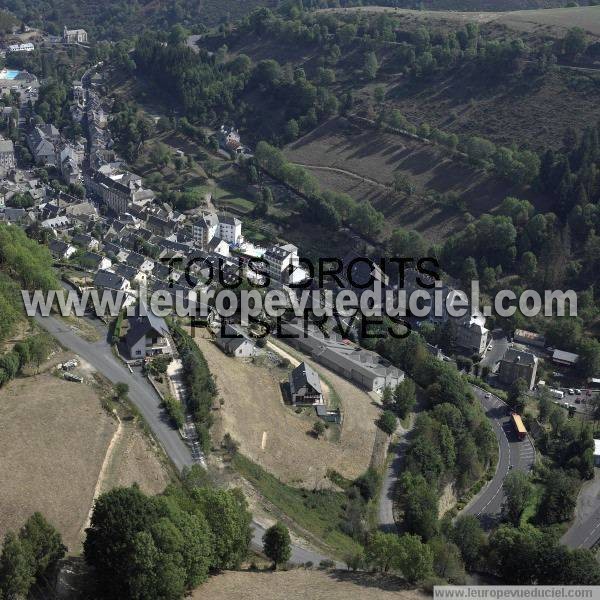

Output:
xmin=0 ymin=334 xmax=53 ymax=388
xmin=253 ymin=141 xmax=384 ymax=238
xmin=170 ymin=322 xmax=217 ymax=454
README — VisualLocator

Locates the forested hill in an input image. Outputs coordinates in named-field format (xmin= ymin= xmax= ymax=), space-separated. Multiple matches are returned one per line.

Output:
xmin=0 ymin=224 xmax=58 ymax=343
xmin=0 ymin=0 xmax=277 ymax=40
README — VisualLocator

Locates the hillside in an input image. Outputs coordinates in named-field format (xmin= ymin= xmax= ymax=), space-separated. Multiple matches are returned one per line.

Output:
xmin=209 ymin=7 xmax=600 ymax=151
xmin=0 ymin=0 xmax=277 ymax=39
xmin=283 ymin=116 xmax=543 ymax=241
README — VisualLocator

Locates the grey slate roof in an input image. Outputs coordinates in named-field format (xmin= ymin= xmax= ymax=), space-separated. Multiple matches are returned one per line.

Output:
xmin=290 ymin=361 xmax=322 ymax=395
xmin=280 ymin=320 xmax=404 ymax=386
xmin=48 ymin=239 xmax=72 ymax=255
xmin=216 ymin=323 xmax=255 ymax=353
xmin=125 ymin=309 xmax=169 ymax=348
xmin=93 ymin=269 xmax=126 ymax=290
xmin=114 ymin=264 xmax=138 ymax=281
xmin=502 ymin=347 xmax=537 ymax=366
xmin=126 ymin=251 xmax=151 ymax=268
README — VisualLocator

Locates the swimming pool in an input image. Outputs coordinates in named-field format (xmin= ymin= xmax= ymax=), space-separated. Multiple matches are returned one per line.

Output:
xmin=1 ymin=70 xmax=20 ymax=80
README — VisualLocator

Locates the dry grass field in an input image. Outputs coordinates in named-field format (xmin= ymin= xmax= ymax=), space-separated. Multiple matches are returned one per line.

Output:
xmin=284 ymin=117 xmax=535 ymax=241
xmin=195 ymin=332 xmax=380 ymax=487
xmin=319 ymin=6 xmax=600 ymax=37
xmin=0 ymin=373 xmax=116 ymax=551
xmin=99 ymin=420 xmax=172 ymax=497
xmin=195 ymin=569 xmax=426 ymax=600
xmin=0 ymin=362 xmax=173 ymax=552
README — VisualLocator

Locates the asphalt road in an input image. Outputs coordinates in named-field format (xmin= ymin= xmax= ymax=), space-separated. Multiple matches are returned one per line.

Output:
xmin=35 ymin=313 xmax=336 ymax=566
xmin=561 ymin=467 xmax=600 ymax=549
xmin=480 ymin=336 xmax=509 ymax=372
xmin=461 ymin=386 xmax=536 ymax=529
xmin=378 ymin=423 xmax=408 ymax=533
xmin=561 ymin=501 xmax=600 ymax=549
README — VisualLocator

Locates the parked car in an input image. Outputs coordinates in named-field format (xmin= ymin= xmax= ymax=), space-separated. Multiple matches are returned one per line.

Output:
xmin=575 ymin=389 xmax=582 ymax=395
xmin=568 ymin=388 xmax=575 ymax=395
xmin=63 ymin=372 xmax=83 ymax=383
xmin=485 ymin=393 xmax=491 ymax=399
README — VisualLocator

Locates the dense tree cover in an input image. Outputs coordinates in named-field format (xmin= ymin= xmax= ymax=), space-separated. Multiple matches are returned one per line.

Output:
xmin=5 ymin=192 xmax=34 ymax=209
xmin=170 ymin=323 xmax=217 ymax=454
xmin=109 ymin=100 xmax=154 ymax=162
xmin=368 ymin=531 xmax=433 ymax=582
xmin=162 ymin=394 xmax=185 ymax=429
xmin=0 ymin=272 xmax=24 ymax=344
xmin=360 ymin=327 xmax=496 ymax=540
xmin=84 ymin=484 xmax=252 ymax=599
xmin=488 ymin=525 xmax=600 ymax=585
xmin=2 ymin=0 xmax=272 ymax=40
xmin=536 ymin=404 xmax=594 ymax=487
xmin=448 ymin=515 xmax=486 ymax=571
xmin=377 ymin=409 xmax=398 ymax=435
xmin=502 ymin=470 xmax=533 ymax=526
xmin=382 ymin=377 xmax=416 ymax=418
xmin=0 ymin=223 xmax=58 ymax=292
xmin=0 ymin=224 xmax=58 ymax=343
xmin=0 ymin=513 xmax=65 ymax=598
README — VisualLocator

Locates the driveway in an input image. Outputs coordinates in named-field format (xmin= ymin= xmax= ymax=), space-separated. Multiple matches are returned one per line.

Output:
xmin=378 ymin=422 xmax=409 ymax=533
xmin=480 ymin=336 xmax=509 ymax=372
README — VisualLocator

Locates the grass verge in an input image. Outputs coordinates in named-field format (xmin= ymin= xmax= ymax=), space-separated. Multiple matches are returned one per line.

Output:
xmin=232 ymin=453 xmax=361 ymax=558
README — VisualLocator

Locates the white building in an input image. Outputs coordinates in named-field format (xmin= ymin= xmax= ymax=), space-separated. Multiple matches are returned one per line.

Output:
xmin=264 ymin=243 xmax=300 ymax=285
xmin=7 ymin=43 xmax=34 ymax=53
xmin=63 ymin=27 xmax=88 ymax=44
xmin=218 ymin=215 xmax=242 ymax=245
xmin=191 ymin=212 xmax=243 ymax=248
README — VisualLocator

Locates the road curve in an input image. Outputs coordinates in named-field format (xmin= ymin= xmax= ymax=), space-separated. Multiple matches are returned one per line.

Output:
xmin=35 ymin=313 xmax=336 ymax=565
xmin=378 ymin=385 xmax=536 ymax=532
xmin=462 ymin=386 xmax=536 ymax=529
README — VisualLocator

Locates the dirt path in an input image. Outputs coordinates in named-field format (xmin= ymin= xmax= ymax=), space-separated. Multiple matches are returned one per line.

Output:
xmin=291 ymin=162 xmax=391 ymax=190
xmin=78 ymin=412 xmax=123 ymax=540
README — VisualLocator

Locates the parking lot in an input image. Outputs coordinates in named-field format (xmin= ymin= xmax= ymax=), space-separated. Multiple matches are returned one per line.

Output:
xmin=547 ymin=388 xmax=598 ymax=414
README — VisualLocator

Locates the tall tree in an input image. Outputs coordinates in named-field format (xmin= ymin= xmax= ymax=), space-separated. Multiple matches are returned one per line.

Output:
xmin=0 ymin=531 xmax=34 ymax=599
xmin=262 ymin=523 xmax=291 ymax=568
xmin=503 ymin=470 xmax=533 ymax=526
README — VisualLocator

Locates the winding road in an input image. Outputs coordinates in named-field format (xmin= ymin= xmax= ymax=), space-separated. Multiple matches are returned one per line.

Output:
xmin=35 ymin=313 xmax=336 ymax=565
xmin=462 ymin=387 xmax=536 ymax=528
xmin=377 ymin=384 xmax=536 ymax=533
